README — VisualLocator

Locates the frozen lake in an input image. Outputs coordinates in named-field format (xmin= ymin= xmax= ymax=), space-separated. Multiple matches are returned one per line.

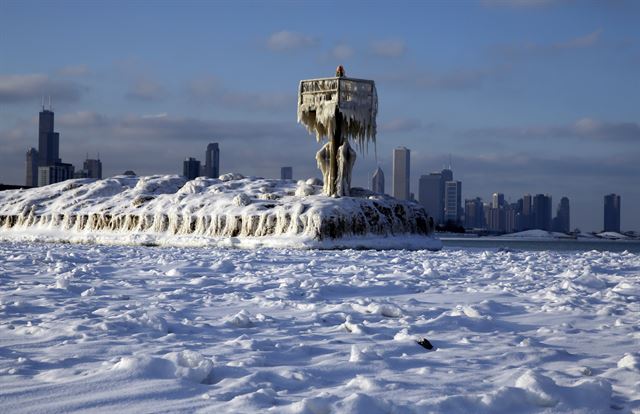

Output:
xmin=1 ymin=241 xmax=638 ymax=413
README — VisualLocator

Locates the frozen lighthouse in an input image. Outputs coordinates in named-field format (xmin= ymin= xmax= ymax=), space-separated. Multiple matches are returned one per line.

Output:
xmin=297 ymin=66 xmax=378 ymax=197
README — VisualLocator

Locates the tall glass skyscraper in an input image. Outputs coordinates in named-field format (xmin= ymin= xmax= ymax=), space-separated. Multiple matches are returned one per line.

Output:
xmin=392 ymin=147 xmax=410 ymax=200
xmin=604 ymin=194 xmax=621 ymax=232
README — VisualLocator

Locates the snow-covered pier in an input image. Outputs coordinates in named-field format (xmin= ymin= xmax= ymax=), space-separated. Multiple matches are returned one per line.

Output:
xmin=0 ymin=175 xmax=441 ymax=250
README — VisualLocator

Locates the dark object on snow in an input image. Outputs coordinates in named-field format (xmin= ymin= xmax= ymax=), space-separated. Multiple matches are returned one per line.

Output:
xmin=417 ymin=337 xmax=434 ymax=350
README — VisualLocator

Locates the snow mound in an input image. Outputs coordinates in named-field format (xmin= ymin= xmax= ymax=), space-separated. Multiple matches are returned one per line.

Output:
xmin=597 ymin=231 xmax=629 ymax=240
xmin=112 ymin=350 xmax=213 ymax=383
xmin=502 ymin=229 xmax=572 ymax=239
xmin=0 ymin=175 xmax=441 ymax=250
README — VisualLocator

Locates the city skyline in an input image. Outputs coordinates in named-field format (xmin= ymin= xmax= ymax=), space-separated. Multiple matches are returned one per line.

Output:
xmin=1 ymin=1 xmax=638 ymax=231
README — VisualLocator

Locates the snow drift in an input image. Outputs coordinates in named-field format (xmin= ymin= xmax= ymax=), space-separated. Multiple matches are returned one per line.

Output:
xmin=0 ymin=175 xmax=441 ymax=250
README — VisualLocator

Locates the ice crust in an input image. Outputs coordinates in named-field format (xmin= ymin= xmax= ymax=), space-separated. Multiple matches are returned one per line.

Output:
xmin=0 ymin=175 xmax=440 ymax=250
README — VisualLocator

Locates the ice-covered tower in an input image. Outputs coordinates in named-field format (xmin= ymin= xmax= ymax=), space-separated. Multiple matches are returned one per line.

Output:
xmin=297 ymin=66 xmax=378 ymax=197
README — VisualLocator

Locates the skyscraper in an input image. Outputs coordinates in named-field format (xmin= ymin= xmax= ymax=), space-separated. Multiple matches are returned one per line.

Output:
xmin=371 ymin=167 xmax=384 ymax=194
xmin=392 ymin=147 xmax=410 ymax=200
xmin=521 ymin=194 xmax=533 ymax=230
xmin=444 ymin=181 xmax=462 ymax=224
xmin=552 ymin=197 xmax=570 ymax=233
xmin=83 ymin=158 xmax=103 ymax=179
xmin=604 ymin=194 xmax=621 ymax=232
xmin=419 ymin=173 xmax=444 ymax=224
xmin=25 ymin=148 xmax=38 ymax=186
xmin=183 ymin=157 xmax=201 ymax=180
xmin=532 ymin=194 xmax=552 ymax=231
xmin=37 ymin=108 xmax=60 ymax=167
xmin=464 ymin=197 xmax=484 ymax=229
xmin=204 ymin=143 xmax=220 ymax=178
xmin=38 ymin=163 xmax=74 ymax=186
xmin=281 ymin=166 xmax=293 ymax=180
xmin=492 ymin=193 xmax=505 ymax=209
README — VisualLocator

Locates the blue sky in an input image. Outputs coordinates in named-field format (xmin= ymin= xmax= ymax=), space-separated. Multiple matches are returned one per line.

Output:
xmin=1 ymin=0 xmax=639 ymax=231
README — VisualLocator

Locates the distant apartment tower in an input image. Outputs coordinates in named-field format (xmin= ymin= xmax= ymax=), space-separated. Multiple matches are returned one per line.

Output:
xmin=444 ymin=181 xmax=462 ymax=224
xmin=183 ymin=157 xmax=201 ymax=180
xmin=281 ymin=166 xmax=293 ymax=180
xmin=371 ymin=167 xmax=384 ymax=194
xmin=419 ymin=173 xmax=444 ymax=224
xmin=603 ymin=194 xmax=621 ymax=232
xmin=532 ymin=194 xmax=552 ymax=231
xmin=25 ymin=148 xmax=38 ymax=186
xmin=38 ymin=163 xmax=74 ymax=187
xmin=464 ymin=198 xmax=484 ymax=229
xmin=392 ymin=147 xmax=410 ymax=200
xmin=204 ymin=143 xmax=220 ymax=178
xmin=552 ymin=197 xmax=570 ymax=233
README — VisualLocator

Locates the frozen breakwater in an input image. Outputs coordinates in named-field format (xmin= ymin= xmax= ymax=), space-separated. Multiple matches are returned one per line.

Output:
xmin=0 ymin=175 xmax=440 ymax=250
xmin=0 ymin=243 xmax=638 ymax=412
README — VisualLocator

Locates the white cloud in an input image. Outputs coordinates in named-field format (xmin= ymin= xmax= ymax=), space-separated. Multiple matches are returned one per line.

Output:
xmin=331 ymin=43 xmax=354 ymax=60
xmin=56 ymin=64 xmax=91 ymax=77
xmin=0 ymin=74 xmax=86 ymax=103
xmin=125 ymin=78 xmax=167 ymax=101
xmin=554 ymin=29 xmax=602 ymax=49
xmin=371 ymin=39 xmax=406 ymax=58
xmin=266 ymin=30 xmax=316 ymax=52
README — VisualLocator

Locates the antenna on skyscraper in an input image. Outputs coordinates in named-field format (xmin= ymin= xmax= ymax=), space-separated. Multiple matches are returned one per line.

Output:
xmin=448 ymin=154 xmax=452 ymax=170
xmin=41 ymin=96 xmax=45 ymax=111
xmin=48 ymin=96 xmax=52 ymax=111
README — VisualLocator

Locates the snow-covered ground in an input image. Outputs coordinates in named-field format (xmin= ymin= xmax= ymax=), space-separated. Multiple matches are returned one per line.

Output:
xmin=1 ymin=242 xmax=638 ymax=413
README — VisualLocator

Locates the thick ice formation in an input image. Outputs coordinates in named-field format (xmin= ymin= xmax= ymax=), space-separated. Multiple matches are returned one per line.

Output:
xmin=297 ymin=77 xmax=378 ymax=152
xmin=0 ymin=175 xmax=440 ymax=250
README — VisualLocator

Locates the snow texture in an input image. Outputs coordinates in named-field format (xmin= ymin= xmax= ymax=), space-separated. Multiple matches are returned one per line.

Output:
xmin=0 ymin=243 xmax=638 ymax=412
xmin=0 ymin=175 xmax=440 ymax=250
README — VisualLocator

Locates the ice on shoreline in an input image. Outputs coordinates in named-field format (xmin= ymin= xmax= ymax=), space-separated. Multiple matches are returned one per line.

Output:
xmin=0 ymin=175 xmax=441 ymax=250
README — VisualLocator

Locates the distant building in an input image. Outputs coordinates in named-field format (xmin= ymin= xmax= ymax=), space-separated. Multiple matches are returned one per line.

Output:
xmin=281 ymin=166 xmax=293 ymax=180
xmin=464 ymin=198 xmax=484 ymax=229
xmin=505 ymin=203 xmax=517 ymax=233
xmin=371 ymin=167 xmax=384 ymax=194
xmin=25 ymin=148 xmax=38 ymax=187
xmin=441 ymin=168 xmax=453 ymax=183
xmin=183 ymin=157 xmax=201 ymax=180
xmin=38 ymin=163 xmax=74 ymax=187
xmin=392 ymin=147 xmax=410 ymax=200
xmin=37 ymin=108 xmax=60 ymax=167
xmin=444 ymin=181 xmax=462 ymax=224
xmin=492 ymin=193 xmax=505 ymax=209
xmin=204 ymin=143 xmax=220 ymax=178
xmin=532 ymin=194 xmax=552 ymax=231
xmin=419 ymin=173 xmax=444 ymax=224
xmin=552 ymin=197 xmax=570 ymax=233
xmin=520 ymin=194 xmax=533 ymax=231
xmin=604 ymin=194 xmax=621 ymax=232
xmin=83 ymin=158 xmax=102 ymax=179
xmin=123 ymin=170 xmax=136 ymax=176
